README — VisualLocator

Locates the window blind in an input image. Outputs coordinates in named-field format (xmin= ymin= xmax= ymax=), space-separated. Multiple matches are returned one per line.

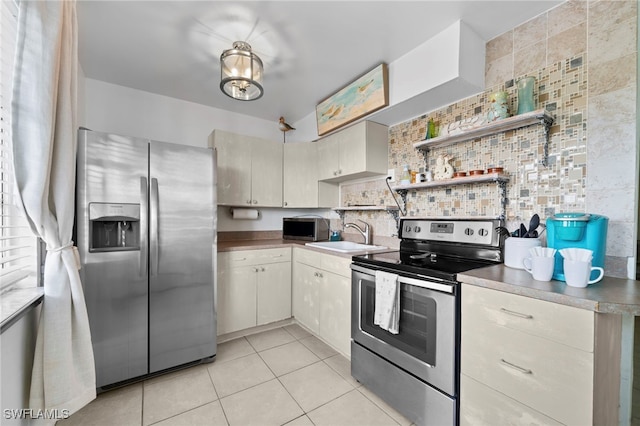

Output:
xmin=1 ymin=0 xmax=39 ymax=292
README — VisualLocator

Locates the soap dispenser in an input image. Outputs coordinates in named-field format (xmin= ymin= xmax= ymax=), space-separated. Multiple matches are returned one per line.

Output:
xmin=400 ymin=165 xmax=411 ymax=185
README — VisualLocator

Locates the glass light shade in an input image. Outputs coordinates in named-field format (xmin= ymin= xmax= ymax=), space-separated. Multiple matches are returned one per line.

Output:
xmin=220 ymin=41 xmax=264 ymax=101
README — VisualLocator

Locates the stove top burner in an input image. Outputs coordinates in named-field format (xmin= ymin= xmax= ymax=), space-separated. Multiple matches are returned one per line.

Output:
xmin=352 ymin=217 xmax=505 ymax=281
xmin=353 ymin=250 xmax=498 ymax=282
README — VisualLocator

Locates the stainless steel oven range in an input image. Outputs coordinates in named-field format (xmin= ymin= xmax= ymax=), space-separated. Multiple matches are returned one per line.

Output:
xmin=351 ymin=218 xmax=504 ymax=426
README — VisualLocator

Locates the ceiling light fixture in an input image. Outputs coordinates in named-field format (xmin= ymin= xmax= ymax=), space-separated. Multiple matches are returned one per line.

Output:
xmin=220 ymin=41 xmax=264 ymax=101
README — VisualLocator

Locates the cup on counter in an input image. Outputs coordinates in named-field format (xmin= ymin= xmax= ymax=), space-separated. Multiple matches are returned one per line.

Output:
xmin=523 ymin=256 xmax=554 ymax=281
xmin=564 ymin=259 xmax=604 ymax=288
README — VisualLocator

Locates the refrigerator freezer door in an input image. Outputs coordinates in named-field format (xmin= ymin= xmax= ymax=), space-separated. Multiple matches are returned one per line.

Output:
xmin=149 ymin=141 xmax=216 ymax=373
xmin=76 ymin=129 xmax=149 ymax=387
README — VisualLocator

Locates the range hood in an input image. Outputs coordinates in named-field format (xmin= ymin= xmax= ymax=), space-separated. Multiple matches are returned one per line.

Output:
xmin=370 ymin=20 xmax=486 ymax=127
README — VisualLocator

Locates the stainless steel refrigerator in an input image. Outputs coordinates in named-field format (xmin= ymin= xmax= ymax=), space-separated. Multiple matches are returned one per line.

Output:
xmin=75 ymin=128 xmax=216 ymax=389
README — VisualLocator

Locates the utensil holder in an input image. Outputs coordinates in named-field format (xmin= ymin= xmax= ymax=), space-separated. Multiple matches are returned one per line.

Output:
xmin=504 ymin=237 xmax=541 ymax=269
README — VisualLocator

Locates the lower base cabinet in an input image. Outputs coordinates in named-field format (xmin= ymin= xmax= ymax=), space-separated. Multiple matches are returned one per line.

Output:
xmin=217 ymin=248 xmax=291 ymax=335
xmin=461 ymin=284 xmax=621 ymax=425
xmin=292 ymin=247 xmax=351 ymax=356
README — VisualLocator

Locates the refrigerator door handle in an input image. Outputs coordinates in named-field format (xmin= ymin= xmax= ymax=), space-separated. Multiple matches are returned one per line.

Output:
xmin=150 ymin=177 xmax=159 ymax=276
xmin=140 ymin=177 xmax=148 ymax=278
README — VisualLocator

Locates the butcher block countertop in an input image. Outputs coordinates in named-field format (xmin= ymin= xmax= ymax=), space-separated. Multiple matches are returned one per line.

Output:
xmin=459 ymin=264 xmax=640 ymax=315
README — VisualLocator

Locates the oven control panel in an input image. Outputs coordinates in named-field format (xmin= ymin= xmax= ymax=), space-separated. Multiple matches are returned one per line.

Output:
xmin=401 ymin=219 xmax=500 ymax=246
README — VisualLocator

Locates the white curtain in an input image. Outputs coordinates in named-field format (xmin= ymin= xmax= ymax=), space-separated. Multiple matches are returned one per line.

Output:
xmin=10 ymin=0 xmax=96 ymax=416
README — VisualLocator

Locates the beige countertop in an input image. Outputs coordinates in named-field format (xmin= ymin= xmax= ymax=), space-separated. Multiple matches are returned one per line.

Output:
xmin=217 ymin=238 xmax=395 ymax=259
xmin=459 ymin=264 xmax=640 ymax=315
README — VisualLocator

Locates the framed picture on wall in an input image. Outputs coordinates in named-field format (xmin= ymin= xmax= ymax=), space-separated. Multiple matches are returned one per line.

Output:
xmin=315 ymin=63 xmax=389 ymax=136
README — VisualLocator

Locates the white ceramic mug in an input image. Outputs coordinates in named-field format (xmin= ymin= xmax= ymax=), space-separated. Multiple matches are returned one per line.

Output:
xmin=504 ymin=238 xmax=542 ymax=269
xmin=564 ymin=259 xmax=604 ymax=288
xmin=523 ymin=256 xmax=555 ymax=281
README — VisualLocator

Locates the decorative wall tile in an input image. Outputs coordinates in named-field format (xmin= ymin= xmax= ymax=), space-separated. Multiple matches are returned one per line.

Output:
xmin=514 ymin=40 xmax=546 ymax=77
xmin=588 ymin=53 xmax=637 ymax=96
xmin=486 ymin=30 xmax=513 ymax=63
xmin=548 ymin=0 xmax=588 ymax=37
xmin=514 ymin=13 xmax=548 ymax=51
xmin=485 ymin=53 xmax=513 ymax=89
xmin=588 ymin=1 xmax=637 ymax=66
xmin=547 ymin=22 xmax=587 ymax=64
xmin=587 ymin=87 xmax=637 ymax=190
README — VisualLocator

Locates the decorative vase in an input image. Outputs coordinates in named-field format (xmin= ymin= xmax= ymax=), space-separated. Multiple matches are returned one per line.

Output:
xmin=487 ymin=91 xmax=510 ymax=122
xmin=516 ymin=76 xmax=536 ymax=115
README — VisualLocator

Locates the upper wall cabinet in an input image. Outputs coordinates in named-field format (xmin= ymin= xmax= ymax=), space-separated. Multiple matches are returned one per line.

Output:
xmin=283 ymin=142 xmax=338 ymax=208
xmin=317 ymin=121 xmax=388 ymax=183
xmin=210 ymin=130 xmax=283 ymax=207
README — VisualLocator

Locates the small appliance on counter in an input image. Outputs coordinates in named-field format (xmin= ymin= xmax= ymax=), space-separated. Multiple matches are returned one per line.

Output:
xmin=546 ymin=213 xmax=608 ymax=281
xmin=282 ymin=217 xmax=329 ymax=241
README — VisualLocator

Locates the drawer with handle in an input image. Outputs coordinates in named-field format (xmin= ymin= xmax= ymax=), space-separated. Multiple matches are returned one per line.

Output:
xmin=219 ymin=248 xmax=291 ymax=269
xmin=460 ymin=373 xmax=563 ymax=426
xmin=461 ymin=315 xmax=593 ymax=426
xmin=462 ymin=285 xmax=594 ymax=351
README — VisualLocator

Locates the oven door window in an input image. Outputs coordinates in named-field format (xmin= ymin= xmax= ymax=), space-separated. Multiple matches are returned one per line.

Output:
xmin=360 ymin=281 xmax=437 ymax=366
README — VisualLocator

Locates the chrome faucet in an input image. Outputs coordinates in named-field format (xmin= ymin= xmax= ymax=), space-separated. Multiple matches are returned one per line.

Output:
xmin=344 ymin=220 xmax=371 ymax=245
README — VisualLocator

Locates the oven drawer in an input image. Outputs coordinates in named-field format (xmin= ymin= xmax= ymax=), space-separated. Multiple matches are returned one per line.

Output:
xmin=462 ymin=285 xmax=594 ymax=351
xmin=462 ymin=312 xmax=593 ymax=425
xmin=460 ymin=374 xmax=562 ymax=426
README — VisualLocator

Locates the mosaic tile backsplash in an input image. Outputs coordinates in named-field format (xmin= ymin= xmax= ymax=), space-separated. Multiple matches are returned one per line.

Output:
xmin=342 ymin=53 xmax=589 ymax=235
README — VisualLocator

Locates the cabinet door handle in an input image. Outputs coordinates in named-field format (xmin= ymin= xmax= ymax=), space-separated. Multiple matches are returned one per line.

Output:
xmin=246 ymin=200 xmax=251 ymax=204
xmin=284 ymin=202 xmax=288 ymax=206
xmin=261 ymin=267 xmax=265 ymax=272
xmin=500 ymin=307 xmax=533 ymax=319
xmin=500 ymin=358 xmax=533 ymax=375
xmin=253 ymin=199 xmax=258 ymax=204
xmin=253 ymin=267 xmax=259 ymax=272
xmin=272 ymin=254 xmax=283 ymax=258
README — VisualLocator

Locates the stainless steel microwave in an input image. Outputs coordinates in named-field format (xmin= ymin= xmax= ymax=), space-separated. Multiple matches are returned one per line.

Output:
xmin=283 ymin=217 xmax=329 ymax=241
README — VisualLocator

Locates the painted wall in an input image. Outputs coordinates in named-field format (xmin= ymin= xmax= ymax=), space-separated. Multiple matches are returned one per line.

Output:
xmin=0 ymin=308 xmax=40 ymax=426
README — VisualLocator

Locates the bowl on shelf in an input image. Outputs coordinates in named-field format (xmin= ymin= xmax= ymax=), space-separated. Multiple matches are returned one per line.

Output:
xmin=469 ymin=169 xmax=485 ymax=176
xmin=487 ymin=167 xmax=504 ymax=174
xmin=453 ymin=171 xmax=467 ymax=178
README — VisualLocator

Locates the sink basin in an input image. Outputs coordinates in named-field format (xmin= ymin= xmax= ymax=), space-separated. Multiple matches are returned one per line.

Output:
xmin=305 ymin=241 xmax=390 ymax=254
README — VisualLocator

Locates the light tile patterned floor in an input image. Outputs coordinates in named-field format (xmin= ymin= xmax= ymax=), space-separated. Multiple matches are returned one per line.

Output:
xmin=60 ymin=324 xmax=413 ymax=426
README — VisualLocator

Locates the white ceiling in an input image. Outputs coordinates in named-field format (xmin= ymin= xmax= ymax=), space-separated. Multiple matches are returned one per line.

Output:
xmin=77 ymin=1 xmax=562 ymax=126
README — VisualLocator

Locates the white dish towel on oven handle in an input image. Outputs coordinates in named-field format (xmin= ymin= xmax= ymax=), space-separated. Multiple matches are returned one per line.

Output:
xmin=374 ymin=270 xmax=400 ymax=334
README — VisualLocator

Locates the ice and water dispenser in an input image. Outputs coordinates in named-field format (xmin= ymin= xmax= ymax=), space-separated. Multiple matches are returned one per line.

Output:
xmin=89 ymin=203 xmax=141 ymax=252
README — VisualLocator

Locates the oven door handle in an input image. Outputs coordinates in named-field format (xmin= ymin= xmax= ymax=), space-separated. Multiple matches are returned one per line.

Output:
xmin=351 ymin=264 xmax=455 ymax=294
xmin=397 ymin=275 xmax=455 ymax=294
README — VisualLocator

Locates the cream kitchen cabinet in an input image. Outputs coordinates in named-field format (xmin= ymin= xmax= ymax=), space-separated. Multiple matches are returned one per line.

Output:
xmin=210 ymin=130 xmax=283 ymax=207
xmin=283 ymin=142 xmax=338 ymax=208
xmin=217 ymin=248 xmax=291 ymax=335
xmin=317 ymin=120 xmax=388 ymax=182
xmin=461 ymin=285 xmax=620 ymax=426
xmin=292 ymin=248 xmax=352 ymax=356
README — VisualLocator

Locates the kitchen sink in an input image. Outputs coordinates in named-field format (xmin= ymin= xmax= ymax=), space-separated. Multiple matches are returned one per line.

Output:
xmin=305 ymin=241 xmax=390 ymax=254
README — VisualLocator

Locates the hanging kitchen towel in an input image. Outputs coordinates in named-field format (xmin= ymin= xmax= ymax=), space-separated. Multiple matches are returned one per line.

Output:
xmin=374 ymin=270 xmax=400 ymax=334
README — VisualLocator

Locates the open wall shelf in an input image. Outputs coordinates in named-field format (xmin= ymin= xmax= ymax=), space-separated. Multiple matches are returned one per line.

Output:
xmin=413 ymin=109 xmax=554 ymax=167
